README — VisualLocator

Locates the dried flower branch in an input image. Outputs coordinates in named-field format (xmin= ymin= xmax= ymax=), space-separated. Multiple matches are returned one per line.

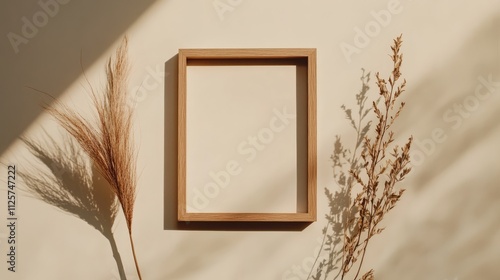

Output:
xmin=309 ymin=35 xmax=412 ymax=280
xmin=48 ymin=37 xmax=143 ymax=280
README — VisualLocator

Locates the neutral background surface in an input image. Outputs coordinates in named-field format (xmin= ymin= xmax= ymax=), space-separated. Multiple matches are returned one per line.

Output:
xmin=1 ymin=0 xmax=499 ymax=279
xmin=186 ymin=65 xmax=299 ymax=214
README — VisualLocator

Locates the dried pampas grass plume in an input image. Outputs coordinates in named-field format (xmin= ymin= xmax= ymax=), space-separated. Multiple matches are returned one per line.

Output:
xmin=49 ymin=37 xmax=143 ymax=280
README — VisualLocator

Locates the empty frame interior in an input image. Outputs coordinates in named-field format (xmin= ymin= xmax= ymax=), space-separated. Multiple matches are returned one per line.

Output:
xmin=178 ymin=49 xmax=316 ymax=222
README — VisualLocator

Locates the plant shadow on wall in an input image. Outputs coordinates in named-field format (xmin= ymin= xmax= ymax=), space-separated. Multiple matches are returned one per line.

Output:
xmin=20 ymin=131 xmax=126 ymax=280
xmin=21 ymin=37 xmax=143 ymax=280
xmin=308 ymin=36 xmax=413 ymax=280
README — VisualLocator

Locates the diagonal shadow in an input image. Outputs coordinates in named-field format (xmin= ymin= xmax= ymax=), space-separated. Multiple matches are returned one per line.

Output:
xmin=20 ymin=129 xmax=127 ymax=280
xmin=393 ymin=13 xmax=500 ymax=193
xmin=374 ymin=14 xmax=500 ymax=280
xmin=0 ymin=0 xmax=160 ymax=156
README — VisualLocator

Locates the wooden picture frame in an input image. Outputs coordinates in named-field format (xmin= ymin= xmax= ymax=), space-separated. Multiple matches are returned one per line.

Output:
xmin=178 ymin=48 xmax=316 ymax=222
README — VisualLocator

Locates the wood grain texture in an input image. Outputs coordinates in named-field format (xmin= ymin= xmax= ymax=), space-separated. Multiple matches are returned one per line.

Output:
xmin=307 ymin=49 xmax=317 ymax=222
xmin=177 ymin=50 xmax=187 ymax=220
xmin=180 ymin=213 xmax=315 ymax=222
xmin=180 ymin=48 xmax=316 ymax=59
xmin=177 ymin=48 xmax=317 ymax=222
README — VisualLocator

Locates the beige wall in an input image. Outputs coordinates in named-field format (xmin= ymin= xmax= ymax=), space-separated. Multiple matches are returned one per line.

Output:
xmin=1 ymin=0 xmax=499 ymax=279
